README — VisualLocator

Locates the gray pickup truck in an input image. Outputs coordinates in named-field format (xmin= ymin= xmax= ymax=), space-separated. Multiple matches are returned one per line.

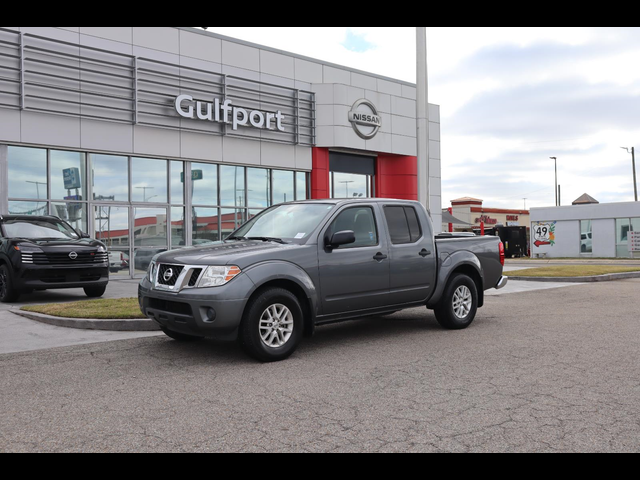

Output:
xmin=139 ymin=199 xmax=507 ymax=362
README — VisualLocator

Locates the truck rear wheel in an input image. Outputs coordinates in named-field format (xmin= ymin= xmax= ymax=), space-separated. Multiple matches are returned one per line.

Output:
xmin=239 ymin=288 xmax=303 ymax=363
xmin=434 ymin=274 xmax=478 ymax=330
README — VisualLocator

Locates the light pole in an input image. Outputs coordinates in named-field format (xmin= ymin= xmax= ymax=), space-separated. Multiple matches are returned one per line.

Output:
xmin=550 ymin=157 xmax=558 ymax=206
xmin=621 ymin=147 xmax=638 ymax=202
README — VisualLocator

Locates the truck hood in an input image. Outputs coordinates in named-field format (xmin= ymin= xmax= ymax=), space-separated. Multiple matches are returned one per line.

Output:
xmin=155 ymin=240 xmax=303 ymax=267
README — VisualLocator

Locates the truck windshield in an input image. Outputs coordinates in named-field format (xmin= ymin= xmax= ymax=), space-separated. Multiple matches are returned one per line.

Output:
xmin=2 ymin=218 xmax=80 ymax=240
xmin=229 ymin=204 xmax=335 ymax=243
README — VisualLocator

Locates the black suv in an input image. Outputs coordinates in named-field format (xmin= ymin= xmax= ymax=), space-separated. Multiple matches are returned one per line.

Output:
xmin=0 ymin=215 xmax=109 ymax=303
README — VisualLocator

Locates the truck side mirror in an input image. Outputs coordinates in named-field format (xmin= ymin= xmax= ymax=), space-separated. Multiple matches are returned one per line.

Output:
xmin=327 ymin=230 xmax=356 ymax=249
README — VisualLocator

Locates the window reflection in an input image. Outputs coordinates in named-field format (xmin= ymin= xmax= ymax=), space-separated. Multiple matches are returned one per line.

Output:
xmin=296 ymin=172 xmax=308 ymax=201
xmin=192 ymin=207 xmax=219 ymax=245
xmin=220 ymin=165 xmax=245 ymax=207
xmin=52 ymin=202 xmax=87 ymax=234
xmin=51 ymin=150 xmax=86 ymax=201
xmin=580 ymin=220 xmax=592 ymax=254
xmin=191 ymin=163 xmax=218 ymax=206
xmin=132 ymin=158 xmax=167 ymax=203
xmin=272 ymin=170 xmax=294 ymax=205
xmin=247 ymin=168 xmax=270 ymax=209
xmin=94 ymin=205 xmax=130 ymax=247
xmin=171 ymin=207 xmax=186 ymax=247
xmin=221 ymin=208 xmax=246 ymax=238
xmin=134 ymin=208 xmax=167 ymax=247
xmin=91 ymin=154 xmax=129 ymax=202
xmin=8 ymin=200 xmax=48 ymax=216
xmin=8 ymin=147 xmax=47 ymax=200
xmin=170 ymin=161 xmax=184 ymax=205
xmin=331 ymin=172 xmax=370 ymax=199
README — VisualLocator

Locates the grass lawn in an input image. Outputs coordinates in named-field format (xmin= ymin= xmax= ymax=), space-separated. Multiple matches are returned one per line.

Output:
xmin=508 ymin=266 xmax=640 ymax=278
xmin=22 ymin=298 xmax=146 ymax=319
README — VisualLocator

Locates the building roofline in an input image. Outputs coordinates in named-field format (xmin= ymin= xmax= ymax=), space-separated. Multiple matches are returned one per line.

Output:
xmin=176 ymin=27 xmax=424 ymax=91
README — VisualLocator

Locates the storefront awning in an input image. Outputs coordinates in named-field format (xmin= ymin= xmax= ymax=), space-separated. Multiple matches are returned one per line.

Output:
xmin=442 ymin=211 xmax=472 ymax=225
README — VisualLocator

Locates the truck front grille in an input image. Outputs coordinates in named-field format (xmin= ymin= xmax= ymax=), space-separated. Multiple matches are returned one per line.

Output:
xmin=22 ymin=251 xmax=109 ymax=266
xmin=157 ymin=264 xmax=184 ymax=286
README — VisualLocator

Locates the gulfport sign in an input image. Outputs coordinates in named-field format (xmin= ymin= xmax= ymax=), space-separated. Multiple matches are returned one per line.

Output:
xmin=175 ymin=95 xmax=286 ymax=132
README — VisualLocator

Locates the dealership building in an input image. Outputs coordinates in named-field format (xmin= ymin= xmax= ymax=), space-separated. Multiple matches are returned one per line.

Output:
xmin=0 ymin=27 xmax=442 ymax=277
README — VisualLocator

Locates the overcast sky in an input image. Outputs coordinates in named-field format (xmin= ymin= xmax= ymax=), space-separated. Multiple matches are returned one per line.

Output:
xmin=198 ymin=27 xmax=640 ymax=210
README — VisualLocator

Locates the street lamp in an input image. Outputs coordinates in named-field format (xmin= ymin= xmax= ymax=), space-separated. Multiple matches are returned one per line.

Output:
xmin=621 ymin=147 xmax=638 ymax=202
xmin=550 ymin=157 xmax=558 ymax=206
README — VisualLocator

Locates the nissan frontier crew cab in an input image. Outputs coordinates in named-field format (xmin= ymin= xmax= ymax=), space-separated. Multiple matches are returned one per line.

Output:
xmin=139 ymin=199 xmax=508 ymax=362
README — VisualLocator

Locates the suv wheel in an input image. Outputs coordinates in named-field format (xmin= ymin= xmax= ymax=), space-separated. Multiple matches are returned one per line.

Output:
xmin=0 ymin=264 xmax=20 ymax=303
xmin=240 ymin=288 xmax=303 ymax=363
xmin=434 ymin=274 xmax=478 ymax=330
xmin=84 ymin=286 xmax=107 ymax=298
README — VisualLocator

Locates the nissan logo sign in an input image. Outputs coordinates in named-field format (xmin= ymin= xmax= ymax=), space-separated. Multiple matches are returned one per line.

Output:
xmin=69 ymin=252 xmax=78 ymax=260
xmin=348 ymin=99 xmax=382 ymax=140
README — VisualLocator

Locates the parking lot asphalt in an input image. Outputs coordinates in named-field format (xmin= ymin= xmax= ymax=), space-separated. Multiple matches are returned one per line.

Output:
xmin=1 ymin=276 xmax=639 ymax=452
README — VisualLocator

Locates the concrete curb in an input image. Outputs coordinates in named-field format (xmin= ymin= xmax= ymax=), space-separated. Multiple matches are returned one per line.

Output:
xmin=508 ymin=271 xmax=640 ymax=283
xmin=11 ymin=308 xmax=161 ymax=332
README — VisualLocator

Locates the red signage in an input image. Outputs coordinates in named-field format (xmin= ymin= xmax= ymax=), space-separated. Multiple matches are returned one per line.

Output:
xmin=475 ymin=215 xmax=498 ymax=225
xmin=506 ymin=215 xmax=519 ymax=221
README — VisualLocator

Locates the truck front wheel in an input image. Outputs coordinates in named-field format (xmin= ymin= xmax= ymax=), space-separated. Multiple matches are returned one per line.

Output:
xmin=434 ymin=274 xmax=478 ymax=330
xmin=240 ymin=288 xmax=304 ymax=363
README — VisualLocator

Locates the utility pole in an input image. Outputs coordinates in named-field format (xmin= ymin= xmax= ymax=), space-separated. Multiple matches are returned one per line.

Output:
xmin=621 ymin=147 xmax=638 ymax=202
xmin=550 ymin=157 xmax=558 ymax=206
xmin=416 ymin=27 xmax=430 ymax=212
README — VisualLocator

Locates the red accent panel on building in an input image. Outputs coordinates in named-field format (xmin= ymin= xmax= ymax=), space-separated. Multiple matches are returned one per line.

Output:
xmin=375 ymin=154 xmax=418 ymax=200
xmin=311 ymin=147 xmax=330 ymax=199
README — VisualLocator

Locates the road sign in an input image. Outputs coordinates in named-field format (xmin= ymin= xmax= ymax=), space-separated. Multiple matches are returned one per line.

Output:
xmin=63 ymin=168 xmax=82 ymax=190
xmin=181 ymin=170 xmax=204 ymax=183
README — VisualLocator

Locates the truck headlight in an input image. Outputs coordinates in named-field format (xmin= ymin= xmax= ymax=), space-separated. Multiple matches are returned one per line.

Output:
xmin=198 ymin=266 xmax=242 ymax=288
xmin=148 ymin=261 xmax=157 ymax=282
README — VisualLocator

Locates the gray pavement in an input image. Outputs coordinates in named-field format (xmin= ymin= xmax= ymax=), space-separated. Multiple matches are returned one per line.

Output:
xmin=1 ymin=277 xmax=639 ymax=452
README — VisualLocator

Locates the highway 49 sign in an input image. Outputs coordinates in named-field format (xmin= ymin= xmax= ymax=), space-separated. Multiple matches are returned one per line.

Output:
xmin=533 ymin=222 xmax=556 ymax=248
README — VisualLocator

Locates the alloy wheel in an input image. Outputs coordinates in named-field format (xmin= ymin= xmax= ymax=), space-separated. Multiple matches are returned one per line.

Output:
xmin=259 ymin=303 xmax=294 ymax=349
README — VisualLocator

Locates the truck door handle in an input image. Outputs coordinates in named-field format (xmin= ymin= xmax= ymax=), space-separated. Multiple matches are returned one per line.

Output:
xmin=373 ymin=253 xmax=388 ymax=262
xmin=419 ymin=249 xmax=431 ymax=257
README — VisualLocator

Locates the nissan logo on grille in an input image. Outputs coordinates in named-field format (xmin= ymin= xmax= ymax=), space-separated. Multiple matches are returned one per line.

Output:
xmin=69 ymin=252 xmax=78 ymax=260
xmin=163 ymin=268 xmax=174 ymax=283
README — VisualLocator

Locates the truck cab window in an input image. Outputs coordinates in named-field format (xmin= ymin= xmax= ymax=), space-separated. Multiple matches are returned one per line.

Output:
xmin=327 ymin=207 xmax=378 ymax=248
xmin=384 ymin=206 xmax=422 ymax=245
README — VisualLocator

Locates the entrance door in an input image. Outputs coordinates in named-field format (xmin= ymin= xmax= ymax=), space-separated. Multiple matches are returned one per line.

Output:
xmin=93 ymin=205 xmax=131 ymax=278
xmin=318 ymin=204 xmax=390 ymax=315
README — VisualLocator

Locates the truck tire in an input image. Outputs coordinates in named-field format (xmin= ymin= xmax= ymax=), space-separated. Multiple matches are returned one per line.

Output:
xmin=0 ymin=264 xmax=20 ymax=303
xmin=434 ymin=274 xmax=478 ymax=330
xmin=239 ymin=287 xmax=304 ymax=363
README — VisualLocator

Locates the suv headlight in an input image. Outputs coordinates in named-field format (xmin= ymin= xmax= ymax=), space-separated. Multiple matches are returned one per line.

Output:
xmin=198 ymin=266 xmax=242 ymax=288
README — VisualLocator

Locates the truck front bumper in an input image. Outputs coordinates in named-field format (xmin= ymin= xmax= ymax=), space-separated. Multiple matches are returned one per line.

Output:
xmin=138 ymin=275 xmax=254 ymax=340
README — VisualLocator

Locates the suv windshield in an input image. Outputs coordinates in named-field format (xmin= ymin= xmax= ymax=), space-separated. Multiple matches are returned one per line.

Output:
xmin=2 ymin=218 xmax=80 ymax=240
xmin=230 ymin=204 xmax=335 ymax=243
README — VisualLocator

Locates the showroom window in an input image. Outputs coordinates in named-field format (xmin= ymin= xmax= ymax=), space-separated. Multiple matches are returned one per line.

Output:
xmin=5 ymin=144 xmax=309 ymax=277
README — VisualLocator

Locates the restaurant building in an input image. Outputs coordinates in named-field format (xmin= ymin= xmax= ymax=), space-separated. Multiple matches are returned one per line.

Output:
xmin=0 ymin=27 xmax=442 ymax=277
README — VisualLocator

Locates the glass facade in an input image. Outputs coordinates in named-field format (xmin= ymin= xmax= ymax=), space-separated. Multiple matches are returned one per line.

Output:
xmin=580 ymin=220 xmax=592 ymax=254
xmin=616 ymin=217 xmax=640 ymax=258
xmin=5 ymin=145 xmax=309 ymax=277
